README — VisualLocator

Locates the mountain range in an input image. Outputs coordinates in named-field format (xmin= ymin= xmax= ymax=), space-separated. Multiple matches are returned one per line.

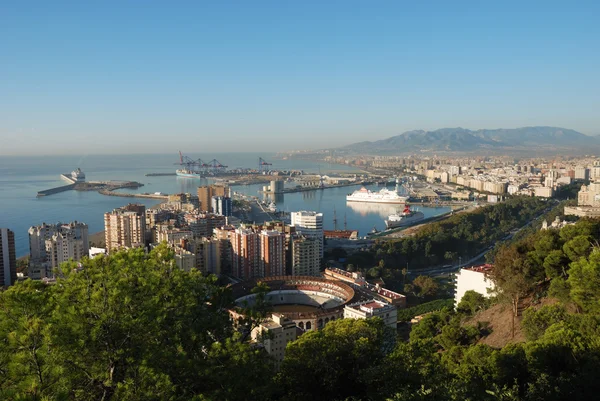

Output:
xmin=337 ymin=127 xmax=599 ymax=155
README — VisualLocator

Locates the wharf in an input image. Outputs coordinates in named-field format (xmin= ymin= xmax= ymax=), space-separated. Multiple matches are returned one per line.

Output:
xmin=98 ymin=190 xmax=168 ymax=200
xmin=145 ymin=173 xmax=176 ymax=177
xmin=259 ymin=182 xmax=359 ymax=194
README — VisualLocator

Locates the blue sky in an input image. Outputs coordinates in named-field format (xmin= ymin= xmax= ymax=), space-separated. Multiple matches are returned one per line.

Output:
xmin=1 ymin=1 xmax=599 ymax=154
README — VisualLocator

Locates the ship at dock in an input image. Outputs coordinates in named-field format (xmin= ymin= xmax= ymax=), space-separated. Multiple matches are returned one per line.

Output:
xmin=346 ymin=187 xmax=408 ymax=204
xmin=176 ymin=169 xmax=203 ymax=178
xmin=385 ymin=204 xmax=424 ymax=229
xmin=60 ymin=168 xmax=86 ymax=184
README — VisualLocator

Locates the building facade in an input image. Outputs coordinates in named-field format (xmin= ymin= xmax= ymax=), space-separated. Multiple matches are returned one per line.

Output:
xmin=290 ymin=211 xmax=324 ymax=258
xmin=231 ymin=227 xmax=260 ymax=279
xmin=104 ymin=204 xmax=146 ymax=253
xmin=0 ymin=228 xmax=16 ymax=287
xmin=260 ymin=230 xmax=286 ymax=277
xmin=28 ymin=222 xmax=89 ymax=279
xmin=211 ymin=196 xmax=232 ymax=217
xmin=197 ymin=185 xmax=229 ymax=212
xmin=454 ymin=265 xmax=496 ymax=306
xmin=290 ymin=234 xmax=320 ymax=276
xmin=343 ymin=299 xmax=398 ymax=328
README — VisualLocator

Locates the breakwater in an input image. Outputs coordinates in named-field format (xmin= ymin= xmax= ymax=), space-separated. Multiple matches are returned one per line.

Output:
xmin=37 ymin=184 xmax=76 ymax=197
xmin=98 ymin=189 xmax=168 ymax=200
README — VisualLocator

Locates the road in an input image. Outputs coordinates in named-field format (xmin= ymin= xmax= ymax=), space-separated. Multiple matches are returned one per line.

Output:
xmin=407 ymin=205 xmax=554 ymax=278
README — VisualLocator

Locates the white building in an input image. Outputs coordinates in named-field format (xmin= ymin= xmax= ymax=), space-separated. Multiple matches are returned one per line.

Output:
xmin=454 ymin=264 xmax=495 ymax=306
xmin=252 ymin=313 xmax=298 ymax=366
xmin=290 ymin=211 xmax=324 ymax=258
xmin=343 ymin=299 xmax=397 ymax=328
xmin=28 ymin=222 xmax=89 ymax=279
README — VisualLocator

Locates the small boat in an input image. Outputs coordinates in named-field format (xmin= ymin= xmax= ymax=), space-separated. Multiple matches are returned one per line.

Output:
xmin=366 ymin=226 xmax=379 ymax=237
xmin=268 ymin=201 xmax=277 ymax=212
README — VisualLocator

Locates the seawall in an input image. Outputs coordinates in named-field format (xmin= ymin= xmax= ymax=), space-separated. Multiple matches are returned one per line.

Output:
xmin=37 ymin=184 xmax=76 ymax=197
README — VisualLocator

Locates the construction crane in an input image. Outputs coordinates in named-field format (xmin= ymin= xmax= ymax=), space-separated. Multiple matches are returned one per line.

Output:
xmin=258 ymin=157 xmax=272 ymax=173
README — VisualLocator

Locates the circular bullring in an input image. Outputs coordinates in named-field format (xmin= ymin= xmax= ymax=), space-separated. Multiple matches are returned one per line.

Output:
xmin=231 ymin=276 xmax=356 ymax=331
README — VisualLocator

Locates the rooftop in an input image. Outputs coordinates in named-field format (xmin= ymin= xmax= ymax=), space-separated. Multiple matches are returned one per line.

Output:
xmin=464 ymin=264 xmax=494 ymax=273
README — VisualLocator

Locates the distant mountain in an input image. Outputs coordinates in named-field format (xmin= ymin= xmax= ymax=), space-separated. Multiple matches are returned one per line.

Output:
xmin=337 ymin=127 xmax=599 ymax=155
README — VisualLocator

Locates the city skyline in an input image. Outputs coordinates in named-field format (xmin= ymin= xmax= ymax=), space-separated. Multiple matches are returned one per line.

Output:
xmin=2 ymin=1 xmax=600 ymax=155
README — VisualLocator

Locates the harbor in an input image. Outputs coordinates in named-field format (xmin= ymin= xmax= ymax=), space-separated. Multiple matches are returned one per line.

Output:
xmin=37 ymin=168 xmax=148 ymax=198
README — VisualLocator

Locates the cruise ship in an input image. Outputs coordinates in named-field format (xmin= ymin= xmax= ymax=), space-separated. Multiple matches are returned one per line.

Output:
xmin=385 ymin=205 xmax=424 ymax=229
xmin=346 ymin=187 xmax=408 ymax=204
xmin=176 ymin=169 xmax=203 ymax=178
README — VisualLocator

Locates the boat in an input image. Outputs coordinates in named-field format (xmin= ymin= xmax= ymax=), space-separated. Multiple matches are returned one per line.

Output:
xmin=346 ymin=187 xmax=408 ymax=204
xmin=385 ymin=205 xmax=425 ymax=229
xmin=176 ymin=169 xmax=203 ymax=178
xmin=60 ymin=168 xmax=86 ymax=183
xmin=268 ymin=201 xmax=277 ymax=212
xmin=366 ymin=226 xmax=380 ymax=237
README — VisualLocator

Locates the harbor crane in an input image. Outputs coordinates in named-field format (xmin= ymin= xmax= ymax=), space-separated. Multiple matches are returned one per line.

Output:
xmin=207 ymin=159 xmax=228 ymax=174
xmin=258 ymin=157 xmax=272 ymax=173
xmin=176 ymin=151 xmax=205 ymax=173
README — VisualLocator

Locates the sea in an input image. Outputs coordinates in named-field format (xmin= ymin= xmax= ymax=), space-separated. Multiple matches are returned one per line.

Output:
xmin=0 ymin=153 xmax=450 ymax=257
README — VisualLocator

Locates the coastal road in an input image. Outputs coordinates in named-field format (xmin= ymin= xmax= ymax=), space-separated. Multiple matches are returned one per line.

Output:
xmin=407 ymin=205 xmax=554 ymax=278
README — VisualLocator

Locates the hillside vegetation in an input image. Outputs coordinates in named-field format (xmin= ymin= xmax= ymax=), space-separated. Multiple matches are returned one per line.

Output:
xmin=2 ymin=217 xmax=600 ymax=400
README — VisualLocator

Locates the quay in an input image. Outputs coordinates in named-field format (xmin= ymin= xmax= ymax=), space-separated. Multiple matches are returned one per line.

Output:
xmin=259 ymin=182 xmax=360 ymax=194
xmin=145 ymin=173 xmax=176 ymax=176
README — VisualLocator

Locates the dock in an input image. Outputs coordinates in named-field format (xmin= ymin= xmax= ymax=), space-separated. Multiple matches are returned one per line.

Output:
xmin=259 ymin=182 xmax=359 ymax=194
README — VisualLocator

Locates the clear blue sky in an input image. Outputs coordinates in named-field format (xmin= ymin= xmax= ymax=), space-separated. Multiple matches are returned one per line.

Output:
xmin=1 ymin=1 xmax=599 ymax=155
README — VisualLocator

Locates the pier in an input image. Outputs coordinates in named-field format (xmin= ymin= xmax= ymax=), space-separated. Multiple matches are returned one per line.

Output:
xmin=259 ymin=182 xmax=360 ymax=194
xmin=36 ymin=181 xmax=155 ymax=199
xmin=37 ymin=184 xmax=76 ymax=197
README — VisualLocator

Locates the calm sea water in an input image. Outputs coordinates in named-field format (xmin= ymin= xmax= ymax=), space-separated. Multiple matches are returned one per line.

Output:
xmin=0 ymin=153 xmax=449 ymax=257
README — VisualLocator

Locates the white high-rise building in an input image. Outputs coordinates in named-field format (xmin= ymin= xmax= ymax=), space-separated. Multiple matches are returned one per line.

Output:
xmin=290 ymin=211 xmax=324 ymax=258
xmin=28 ymin=222 xmax=89 ymax=279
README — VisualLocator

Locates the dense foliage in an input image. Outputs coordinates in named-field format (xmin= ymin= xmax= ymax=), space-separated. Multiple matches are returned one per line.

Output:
xmin=0 ymin=245 xmax=273 ymax=401
xmin=4 ymin=216 xmax=600 ymax=400
xmin=348 ymin=197 xmax=548 ymax=271
xmin=396 ymin=298 xmax=454 ymax=322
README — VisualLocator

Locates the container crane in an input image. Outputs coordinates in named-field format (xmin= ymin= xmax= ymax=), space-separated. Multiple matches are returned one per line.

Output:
xmin=258 ymin=157 xmax=272 ymax=173
xmin=208 ymin=159 xmax=228 ymax=174
xmin=175 ymin=151 xmax=205 ymax=174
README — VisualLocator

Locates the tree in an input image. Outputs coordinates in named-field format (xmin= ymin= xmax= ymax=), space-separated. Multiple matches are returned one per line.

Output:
xmin=0 ymin=245 xmax=274 ymax=401
xmin=456 ymin=290 xmax=487 ymax=316
xmin=567 ymin=247 xmax=600 ymax=313
xmin=490 ymin=244 xmax=536 ymax=338
xmin=277 ymin=318 xmax=393 ymax=401
xmin=412 ymin=275 xmax=439 ymax=298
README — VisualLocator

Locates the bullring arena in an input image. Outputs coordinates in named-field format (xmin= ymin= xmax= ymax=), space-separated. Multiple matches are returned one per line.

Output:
xmin=231 ymin=276 xmax=357 ymax=331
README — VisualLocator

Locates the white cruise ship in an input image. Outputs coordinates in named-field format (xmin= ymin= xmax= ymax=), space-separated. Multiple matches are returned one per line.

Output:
xmin=346 ymin=187 xmax=408 ymax=204
xmin=385 ymin=205 xmax=424 ymax=229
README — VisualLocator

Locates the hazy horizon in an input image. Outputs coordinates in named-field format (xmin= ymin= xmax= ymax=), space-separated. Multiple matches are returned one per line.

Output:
xmin=2 ymin=2 xmax=599 ymax=155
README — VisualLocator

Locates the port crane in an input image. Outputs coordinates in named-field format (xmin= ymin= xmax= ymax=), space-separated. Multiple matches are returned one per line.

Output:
xmin=207 ymin=159 xmax=228 ymax=174
xmin=176 ymin=151 xmax=205 ymax=173
xmin=258 ymin=157 xmax=272 ymax=173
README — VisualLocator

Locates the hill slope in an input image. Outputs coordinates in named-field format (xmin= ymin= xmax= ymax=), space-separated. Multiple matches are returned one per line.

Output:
xmin=338 ymin=126 xmax=597 ymax=154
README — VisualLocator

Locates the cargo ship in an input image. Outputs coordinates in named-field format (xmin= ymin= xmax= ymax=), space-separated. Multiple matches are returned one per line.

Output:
xmin=176 ymin=169 xmax=203 ymax=178
xmin=385 ymin=205 xmax=424 ymax=229
xmin=346 ymin=187 xmax=408 ymax=204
